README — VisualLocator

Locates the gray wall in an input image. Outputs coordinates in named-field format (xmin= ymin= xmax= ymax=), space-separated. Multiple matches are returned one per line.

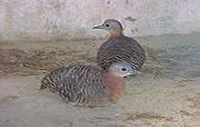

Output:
xmin=0 ymin=0 xmax=200 ymax=41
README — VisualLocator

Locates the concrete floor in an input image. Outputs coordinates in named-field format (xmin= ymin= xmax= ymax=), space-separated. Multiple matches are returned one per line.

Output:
xmin=0 ymin=32 xmax=200 ymax=127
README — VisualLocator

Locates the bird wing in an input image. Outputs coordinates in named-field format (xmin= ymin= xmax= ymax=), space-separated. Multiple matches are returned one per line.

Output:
xmin=59 ymin=77 xmax=108 ymax=106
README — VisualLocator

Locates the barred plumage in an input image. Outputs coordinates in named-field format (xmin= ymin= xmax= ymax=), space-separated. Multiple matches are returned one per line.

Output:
xmin=93 ymin=19 xmax=145 ymax=74
xmin=40 ymin=63 xmax=133 ymax=107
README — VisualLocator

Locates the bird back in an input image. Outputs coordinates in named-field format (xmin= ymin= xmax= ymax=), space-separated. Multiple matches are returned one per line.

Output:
xmin=97 ymin=36 xmax=145 ymax=71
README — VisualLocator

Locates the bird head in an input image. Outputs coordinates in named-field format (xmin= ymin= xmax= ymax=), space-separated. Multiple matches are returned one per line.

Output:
xmin=93 ymin=19 xmax=123 ymax=37
xmin=109 ymin=61 xmax=141 ymax=78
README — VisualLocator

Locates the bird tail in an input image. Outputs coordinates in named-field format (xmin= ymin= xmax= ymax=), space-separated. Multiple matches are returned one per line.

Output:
xmin=40 ymin=76 xmax=49 ymax=90
xmin=39 ymin=66 xmax=71 ymax=91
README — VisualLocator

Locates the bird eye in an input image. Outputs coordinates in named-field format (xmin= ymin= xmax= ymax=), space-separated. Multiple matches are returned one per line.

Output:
xmin=105 ymin=24 xmax=109 ymax=27
xmin=121 ymin=68 xmax=127 ymax=71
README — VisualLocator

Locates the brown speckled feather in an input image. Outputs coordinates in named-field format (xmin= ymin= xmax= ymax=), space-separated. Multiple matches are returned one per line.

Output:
xmin=97 ymin=35 xmax=145 ymax=70
xmin=40 ymin=65 xmax=124 ymax=107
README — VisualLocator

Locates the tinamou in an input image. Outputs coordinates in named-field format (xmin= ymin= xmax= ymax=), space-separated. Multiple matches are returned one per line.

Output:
xmin=40 ymin=62 xmax=134 ymax=107
xmin=93 ymin=19 xmax=145 ymax=75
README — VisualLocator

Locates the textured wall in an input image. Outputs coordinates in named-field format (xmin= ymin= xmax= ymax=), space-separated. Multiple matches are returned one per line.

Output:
xmin=0 ymin=0 xmax=200 ymax=41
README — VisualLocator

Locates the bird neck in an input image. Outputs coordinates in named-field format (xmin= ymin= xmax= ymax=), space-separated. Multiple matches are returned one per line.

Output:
xmin=109 ymin=29 xmax=123 ymax=38
xmin=102 ymin=72 xmax=125 ymax=102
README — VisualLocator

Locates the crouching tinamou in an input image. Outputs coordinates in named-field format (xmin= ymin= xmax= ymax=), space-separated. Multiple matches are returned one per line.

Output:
xmin=93 ymin=19 xmax=146 ymax=75
xmin=40 ymin=62 xmax=134 ymax=107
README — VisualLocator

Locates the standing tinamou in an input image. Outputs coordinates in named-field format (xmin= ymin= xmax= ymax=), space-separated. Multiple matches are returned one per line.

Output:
xmin=93 ymin=19 xmax=145 ymax=75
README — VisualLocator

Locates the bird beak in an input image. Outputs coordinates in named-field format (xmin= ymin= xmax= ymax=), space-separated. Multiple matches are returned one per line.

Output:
xmin=124 ymin=70 xmax=142 ymax=78
xmin=93 ymin=24 xmax=104 ymax=29
xmin=129 ymin=70 xmax=142 ymax=76
xmin=134 ymin=70 xmax=142 ymax=75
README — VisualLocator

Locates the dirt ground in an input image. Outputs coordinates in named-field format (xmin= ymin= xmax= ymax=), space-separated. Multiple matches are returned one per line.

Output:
xmin=0 ymin=32 xmax=200 ymax=127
